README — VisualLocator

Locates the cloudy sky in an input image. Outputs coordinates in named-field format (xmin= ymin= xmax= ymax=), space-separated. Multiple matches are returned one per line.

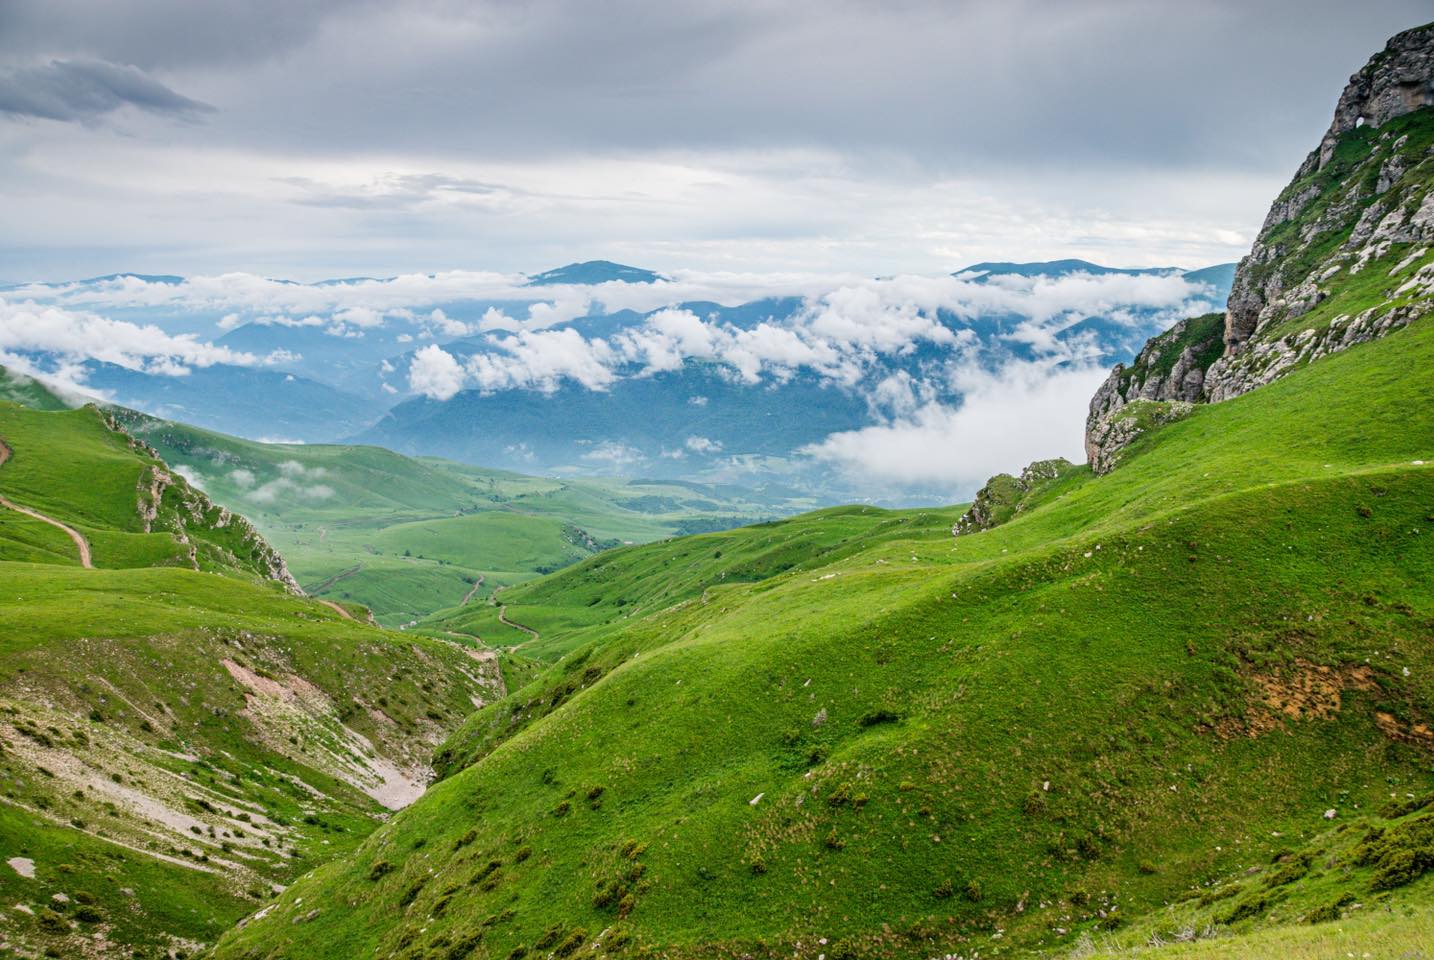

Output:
xmin=1 ymin=0 xmax=1428 ymax=282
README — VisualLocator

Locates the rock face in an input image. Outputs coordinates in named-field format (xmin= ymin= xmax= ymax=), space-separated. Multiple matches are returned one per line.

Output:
xmin=1085 ymin=23 xmax=1434 ymax=475
xmin=1223 ymin=22 xmax=1434 ymax=356
xmin=101 ymin=409 xmax=303 ymax=593
xmin=1316 ymin=24 xmax=1434 ymax=172
xmin=953 ymin=458 xmax=1075 ymax=535
xmin=1084 ymin=313 xmax=1223 ymax=470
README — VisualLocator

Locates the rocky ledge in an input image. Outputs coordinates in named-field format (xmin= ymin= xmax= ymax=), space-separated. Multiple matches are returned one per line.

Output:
xmin=1084 ymin=23 xmax=1434 ymax=475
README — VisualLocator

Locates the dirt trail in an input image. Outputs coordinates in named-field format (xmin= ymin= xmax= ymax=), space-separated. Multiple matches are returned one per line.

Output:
xmin=460 ymin=574 xmax=486 ymax=606
xmin=498 ymin=604 xmax=540 ymax=642
xmin=0 ymin=438 xmax=94 ymax=568
xmin=317 ymin=599 xmax=357 ymax=621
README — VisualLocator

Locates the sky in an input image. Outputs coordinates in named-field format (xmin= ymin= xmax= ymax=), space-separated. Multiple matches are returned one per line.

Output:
xmin=1 ymin=0 xmax=1429 ymax=282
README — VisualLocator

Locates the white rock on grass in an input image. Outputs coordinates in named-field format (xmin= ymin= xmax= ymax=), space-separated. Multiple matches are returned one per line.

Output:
xmin=6 ymin=858 xmax=34 ymax=879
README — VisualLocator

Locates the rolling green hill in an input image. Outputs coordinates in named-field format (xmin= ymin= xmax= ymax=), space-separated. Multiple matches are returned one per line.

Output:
xmin=100 ymin=409 xmax=790 ymax=628
xmin=208 ymin=34 xmax=1434 ymax=956
xmin=209 ymin=310 xmax=1434 ymax=960
xmin=0 ymin=400 xmax=503 ymax=958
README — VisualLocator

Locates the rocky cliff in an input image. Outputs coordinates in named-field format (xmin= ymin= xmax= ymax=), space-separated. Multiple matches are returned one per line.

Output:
xmin=103 ymin=408 xmax=304 ymax=592
xmin=1084 ymin=22 xmax=1434 ymax=473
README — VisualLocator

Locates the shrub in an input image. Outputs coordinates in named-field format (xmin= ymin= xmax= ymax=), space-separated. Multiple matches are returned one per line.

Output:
xmin=453 ymin=828 xmax=477 ymax=850
xmin=827 ymin=783 xmax=852 ymax=807
xmin=749 ymin=855 xmax=768 ymax=875
xmin=823 ymin=828 xmax=846 ymax=851
xmin=1306 ymin=894 xmax=1354 ymax=924
xmin=1264 ymin=852 xmax=1312 ymax=888
xmin=368 ymin=860 xmax=395 ymax=881
xmin=1352 ymin=813 xmax=1434 ymax=890
xmin=74 ymin=905 xmax=103 ymax=924
xmin=1137 ymin=860 xmax=1158 ymax=875
xmin=932 ymin=878 xmax=953 ymax=899
xmin=552 ymin=800 xmax=571 ymax=817
xmin=554 ymin=930 xmax=587 ymax=957
xmin=963 ymin=880 xmax=983 ymax=903
xmin=533 ymin=926 xmax=563 ymax=949
xmin=514 ymin=845 xmax=532 ymax=863
xmin=1221 ymin=894 xmax=1269 ymax=924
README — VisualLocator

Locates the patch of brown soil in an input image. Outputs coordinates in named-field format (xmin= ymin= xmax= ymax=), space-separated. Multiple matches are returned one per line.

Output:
xmin=1223 ymin=660 xmax=1380 ymax=739
xmin=1376 ymin=712 xmax=1434 ymax=749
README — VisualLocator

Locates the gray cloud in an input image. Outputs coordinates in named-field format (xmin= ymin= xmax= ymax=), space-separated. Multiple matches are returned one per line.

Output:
xmin=0 ymin=1 xmax=1430 ymax=278
xmin=0 ymin=58 xmax=214 ymax=122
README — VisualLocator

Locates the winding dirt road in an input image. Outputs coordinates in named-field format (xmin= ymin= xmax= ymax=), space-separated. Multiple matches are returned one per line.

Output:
xmin=460 ymin=574 xmax=486 ymax=606
xmin=498 ymin=604 xmax=540 ymax=643
xmin=0 ymin=438 xmax=94 ymax=568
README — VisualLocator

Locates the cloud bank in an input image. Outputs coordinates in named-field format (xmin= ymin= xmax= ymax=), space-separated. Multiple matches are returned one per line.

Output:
xmin=400 ymin=270 xmax=1214 ymax=400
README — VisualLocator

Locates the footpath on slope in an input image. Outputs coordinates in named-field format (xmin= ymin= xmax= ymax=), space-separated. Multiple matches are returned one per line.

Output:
xmin=0 ymin=438 xmax=94 ymax=568
xmin=460 ymin=574 xmax=486 ymax=606
xmin=316 ymin=599 xmax=358 ymax=621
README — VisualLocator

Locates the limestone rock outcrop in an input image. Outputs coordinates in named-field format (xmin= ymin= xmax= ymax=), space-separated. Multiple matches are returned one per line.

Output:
xmin=1084 ymin=23 xmax=1434 ymax=475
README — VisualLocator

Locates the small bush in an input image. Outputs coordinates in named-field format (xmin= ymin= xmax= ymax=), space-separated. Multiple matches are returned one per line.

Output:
xmin=552 ymin=800 xmax=571 ymax=817
xmin=73 ymin=905 xmax=103 ymax=924
xmin=749 ymin=855 xmax=768 ymax=875
xmin=553 ymin=929 xmax=587 ymax=957
xmin=823 ymin=828 xmax=846 ymax=851
xmin=514 ymin=845 xmax=532 ymax=863
xmin=1137 ymin=860 xmax=1158 ymax=875
xmin=1221 ymin=894 xmax=1269 ymax=924
xmin=963 ymin=880 xmax=983 ymax=903
xmin=533 ymin=926 xmax=563 ymax=950
xmin=368 ymin=860 xmax=395 ymax=881
xmin=1264 ymin=852 xmax=1312 ymax=888
xmin=932 ymin=878 xmax=953 ymax=900
xmin=1306 ymin=894 xmax=1354 ymax=924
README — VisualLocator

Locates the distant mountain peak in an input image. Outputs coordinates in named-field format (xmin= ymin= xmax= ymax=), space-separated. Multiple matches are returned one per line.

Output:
xmin=954 ymin=259 xmax=1178 ymax=280
xmin=525 ymin=261 xmax=665 ymax=286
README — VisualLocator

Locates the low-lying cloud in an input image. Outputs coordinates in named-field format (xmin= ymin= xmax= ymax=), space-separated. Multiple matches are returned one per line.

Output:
xmin=403 ymin=270 xmax=1216 ymax=400
xmin=243 ymin=460 xmax=335 ymax=505
xmin=0 ymin=298 xmax=289 ymax=389
xmin=802 ymin=355 xmax=1111 ymax=493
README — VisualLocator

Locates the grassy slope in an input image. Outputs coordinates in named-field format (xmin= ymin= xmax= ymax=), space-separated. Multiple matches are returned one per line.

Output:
xmin=212 ymin=316 xmax=1432 ymax=960
xmin=109 ymin=411 xmax=785 ymax=627
xmin=0 ymin=402 xmax=500 ymax=958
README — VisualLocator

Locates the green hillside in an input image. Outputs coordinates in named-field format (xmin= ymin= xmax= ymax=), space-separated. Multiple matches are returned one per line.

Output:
xmin=212 ymin=306 xmax=1433 ymax=959
xmin=0 ymin=400 xmax=503 ymax=958
xmin=100 ymin=409 xmax=788 ymax=627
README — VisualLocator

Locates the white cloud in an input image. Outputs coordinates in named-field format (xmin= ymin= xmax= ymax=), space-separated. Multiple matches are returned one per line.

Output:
xmin=245 ymin=461 xmax=335 ymax=504
xmin=684 ymin=435 xmax=722 ymax=454
xmin=0 ymin=297 xmax=285 ymax=378
xmin=172 ymin=463 xmax=205 ymax=489
xmin=341 ymin=268 xmax=1220 ymax=403
xmin=803 ymin=354 xmax=1111 ymax=494
xmin=408 ymin=344 xmax=466 ymax=401
xmin=581 ymin=441 xmax=646 ymax=470
xmin=228 ymin=468 xmax=256 ymax=489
